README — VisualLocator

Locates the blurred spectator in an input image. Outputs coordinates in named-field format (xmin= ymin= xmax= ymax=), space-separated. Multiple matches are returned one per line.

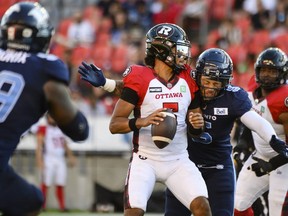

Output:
xmin=178 ymin=0 xmax=207 ymax=43
xmin=207 ymin=0 xmax=235 ymax=29
xmin=269 ymin=0 xmax=288 ymax=39
xmin=122 ymin=0 xmax=153 ymax=32
xmin=217 ymin=18 xmax=242 ymax=49
xmin=243 ymin=0 xmax=276 ymax=15
xmin=67 ymin=10 xmax=96 ymax=47
xmin=249 ymin=0 xmax=275 ymax=30
xmin=152 ymin=0 xmax=184 ymax=24
xmin=110 ymin=9 xmax=130 ymax=46
xmin=97 ymin=0 xmax=118 ymax=17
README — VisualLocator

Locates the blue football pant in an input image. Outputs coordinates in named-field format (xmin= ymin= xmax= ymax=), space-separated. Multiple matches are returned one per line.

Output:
xmin=0 ymin=166 xmax=44 ymax=216
xmin=165 ymin=162 xmax=235 ymax=216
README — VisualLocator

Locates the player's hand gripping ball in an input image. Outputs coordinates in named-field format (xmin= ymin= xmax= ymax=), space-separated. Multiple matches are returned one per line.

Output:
xmin=151 ymin=109 xmax=177 ymax=149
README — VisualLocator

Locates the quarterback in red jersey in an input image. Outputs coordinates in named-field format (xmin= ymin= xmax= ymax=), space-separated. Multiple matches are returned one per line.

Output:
xmin=79 ymin=23 xmax=211 ymax=216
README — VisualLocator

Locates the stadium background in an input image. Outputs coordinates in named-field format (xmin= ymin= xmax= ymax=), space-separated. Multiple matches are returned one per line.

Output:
xmin=1 ymin=0 xmax=287 ymax=214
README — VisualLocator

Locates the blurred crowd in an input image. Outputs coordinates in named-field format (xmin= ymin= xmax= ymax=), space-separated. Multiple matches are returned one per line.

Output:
xmin=1 ymin=0 xmax=288 ymax=117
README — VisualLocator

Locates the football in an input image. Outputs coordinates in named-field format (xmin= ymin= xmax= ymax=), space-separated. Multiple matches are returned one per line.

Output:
xmin=151 ymin=109 xmax=177 ymax=149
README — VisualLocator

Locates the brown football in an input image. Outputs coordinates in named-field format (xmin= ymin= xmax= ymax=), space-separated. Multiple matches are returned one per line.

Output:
xmin=151 ymin=109 xmax=177 ymax=149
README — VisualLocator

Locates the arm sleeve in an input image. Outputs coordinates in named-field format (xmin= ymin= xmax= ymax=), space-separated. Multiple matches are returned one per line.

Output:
xmin=240 ymin=110 xmax=276 ymax=144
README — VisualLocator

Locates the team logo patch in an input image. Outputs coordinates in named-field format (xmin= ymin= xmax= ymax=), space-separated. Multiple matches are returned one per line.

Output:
xmin=149 ymin=87 xmax=162 ymax=93
xmin=180 ymin=85 xmax=186 ymax=93
xmin=285 ymin=97 xmax=288 ymax=108
xmin=156 ymin=25 xmax=174 ymax=38
xmin=260 ymin=106 xmax=265 ymax=113
xmin=214 ymin=108 xmax=228 ymax=115
xmin=122 ymin=67 xmax=131 ymax=77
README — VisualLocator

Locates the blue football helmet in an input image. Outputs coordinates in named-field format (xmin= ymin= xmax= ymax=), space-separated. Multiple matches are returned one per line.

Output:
xmin=145 ymin=23 xmax=191 ymax=74
xmin=0 ymin=2 xmax=54 ymax=53
xmin=195 ymin=48 xmax=233 ymax=100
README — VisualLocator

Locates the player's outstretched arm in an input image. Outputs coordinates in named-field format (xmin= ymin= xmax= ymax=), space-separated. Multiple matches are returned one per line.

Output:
xmin=78 ymin=61 xmax=124 ymax=96
xmin=240 ymin=110 xmax=288 ymax=158
xmin=44 ymin=80 xmax=89 ymax=142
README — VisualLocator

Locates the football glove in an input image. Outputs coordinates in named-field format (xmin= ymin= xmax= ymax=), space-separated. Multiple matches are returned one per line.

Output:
xmin=269 ymin=135 xmax=288 ymax=158
xmin=250 ymin=156 xmax=273 ymax=177
xmin=250 ymin=154 xmax=288 ymax=177
xmin=78 ymin=61 xmax=106 ymax=87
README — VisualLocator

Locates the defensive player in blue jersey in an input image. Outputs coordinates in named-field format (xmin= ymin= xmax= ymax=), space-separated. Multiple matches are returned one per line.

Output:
xmin=0 ymin=2 xmax=89 ymax=216
xmin=164 ymin=48 xmax=288 ymax=216
xmin=78 ymin=47 xmax=288 ymax=215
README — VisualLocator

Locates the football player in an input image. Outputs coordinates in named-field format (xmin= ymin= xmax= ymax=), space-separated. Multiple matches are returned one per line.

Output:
xmin=80 ymin=23 xmax=212 ymax=216
xmin=79 ymin=46 xmax=288 ymax=216
xmin=0 ymin=2 xmax=89 ymax=216
xmin=234 ymin=47 xmax=288 ymax=216
xmin=165 ymin=48 xmax=288 ymax=216
xmin=36 ymin=114 xmax=76 ymax=212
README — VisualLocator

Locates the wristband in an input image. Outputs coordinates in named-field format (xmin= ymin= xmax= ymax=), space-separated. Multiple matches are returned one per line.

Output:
xmin=129 ymin=118 xmax=138 ymax=131
xmin=103 ymin=78 xmax=116 ymax=92
xmin=187 ymin=124 xmax=203 ymax=137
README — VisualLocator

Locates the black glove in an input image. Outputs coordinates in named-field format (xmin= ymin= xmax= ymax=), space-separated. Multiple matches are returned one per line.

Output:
xmin=269 ymin=135 xmax=288 ymax=158
xmin=250 ymin=156 xmax=273 ymax=177
xmin=78 ymin=61 xmax=106 ymax=87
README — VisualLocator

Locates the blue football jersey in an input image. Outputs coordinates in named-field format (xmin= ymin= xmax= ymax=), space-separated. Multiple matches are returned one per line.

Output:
xmin=188 ymin=85 xmax=252 ymax=164
xmin=0 ymin=49 xmax=70 ymax=169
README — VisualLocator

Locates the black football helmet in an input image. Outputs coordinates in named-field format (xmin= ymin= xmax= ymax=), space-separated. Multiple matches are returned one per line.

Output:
xmin=195 ymin=48 xmax=233 ymax=100
xmin=0 ymin=2 xmax=54 ymax=53
xmin=144 ymin=23 xmax=191 ymax=74
xmin=255 ymin=47 xmax=288 ymax=89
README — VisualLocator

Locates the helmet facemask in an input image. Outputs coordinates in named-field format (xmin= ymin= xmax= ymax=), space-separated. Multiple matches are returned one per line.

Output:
xmin=147 ymin=39 xmax=191 ymax=74
xmin=195 ymin=48 xmax=233 ymax=101
xmin=197 ymin=64 xmax=231 ymax=100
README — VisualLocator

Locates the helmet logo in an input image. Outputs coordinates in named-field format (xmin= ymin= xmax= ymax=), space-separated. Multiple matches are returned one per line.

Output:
xmin=157 ymin=26 xmax=173 ymax=37
xmin=262 ymin=60 xmax=274 ymax=66
xmin=285 ymin=97 xmax=288 ymax=108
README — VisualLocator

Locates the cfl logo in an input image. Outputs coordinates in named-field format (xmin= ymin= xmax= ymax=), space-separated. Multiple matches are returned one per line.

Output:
xmin=157 ymin=26 xmax=173 ymax=36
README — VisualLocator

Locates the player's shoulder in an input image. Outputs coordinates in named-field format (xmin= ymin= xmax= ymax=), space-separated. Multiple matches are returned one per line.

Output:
xmin=267 ymin=84 xmax=288 ymax=108
xmin=122 ymin=65 xmax=153 ymax=84
xmin=179 ymin=65 xmax=194 ymax=78
xmin=122 ymin=65 xmax=150 ymax=77
xmin=35 ymin=53 xmax=70 ymax=84
xmin=225 ymin=85 xmax=248 ymax=98
xmin=224 ymin=85 xmax=250 ymax=104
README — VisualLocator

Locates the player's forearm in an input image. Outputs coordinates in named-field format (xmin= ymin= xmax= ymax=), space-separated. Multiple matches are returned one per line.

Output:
xmin=240 ymin=110 xmax=276 ymax=143
xmin=110 ymin=80 xmax=123 ymax=96
xmin=269 ymin=154 xmax=288 ymax=169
